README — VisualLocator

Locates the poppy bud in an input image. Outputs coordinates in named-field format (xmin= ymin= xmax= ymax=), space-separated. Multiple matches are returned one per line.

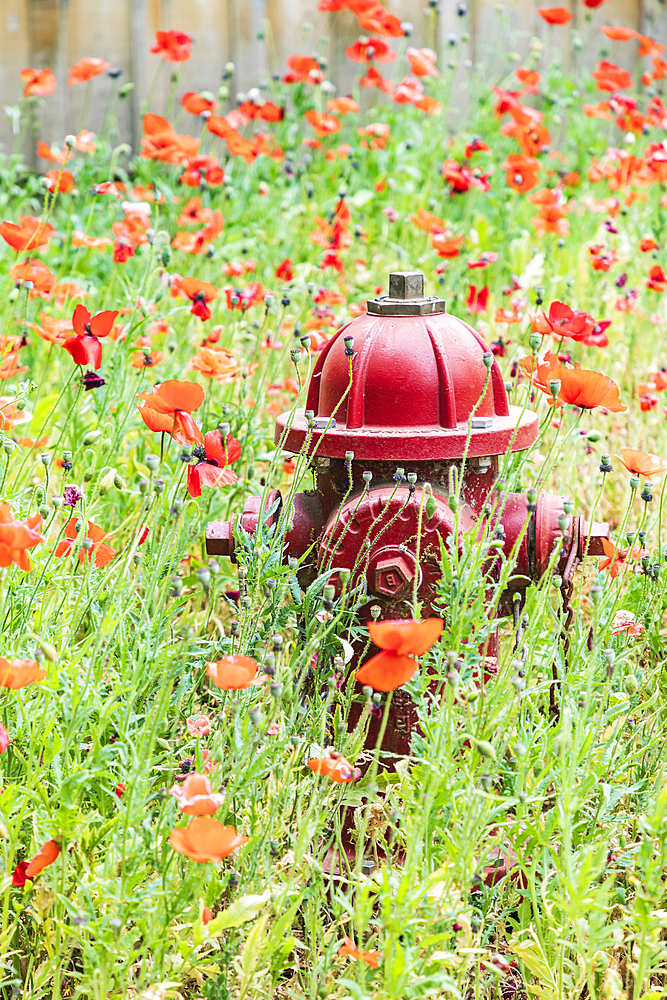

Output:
xmin=370 ymin=605 xmax=381 ymax=621
xmin=552 ymin=575 xmax=562 ymax=589
xmin=272 ymin=634 xmax=283 ymax=651
xmin=448 ymin=494 xmax=459 ymax=512
xmin=51 ymin=495 xmax=63 ymax=508
xmin=146 ymin=454 xmax=159 ymax=471
xmin=138 ymin=478 xmax=149 ymax=494
xmin=3 ymin=440 xmax=15 ymax=456
xmin=119 ymin=83 xmax=134 ymax=97
xmin=482 ymin=352 xmax=493 ymax=370
xmin=641 ymin=482 xmax=653 ymax=502
xmin=407 ymin=472 xmax=417 ymax=485
xmin=599 ymin=455 xmax=612 ymax=473
xmin=425 ymin=494 xmax=437 ymax=518
xmin=401 ymin=20 xmax=413 ymax=34
xmin=558 ymin=515 xmax=570 ymax=531
xmin=154 ymin=478 xmax=165 ymax=494
xmin=549 ymin=378 xmax=561 ymax=399
xmin=82 ymin=537 xmax=94 ymax=550
xmin=472 ymin=738 xmax=496 ymax=760
xmin=563 ymin=500 xmax=574 ymax=514
xmin=345 ymin=451 xmax=354 ymax=464
xmin=362 ymin=471 xmax=373 ymax=485
xmin=625 ymin=674 xmax=639 ymax=696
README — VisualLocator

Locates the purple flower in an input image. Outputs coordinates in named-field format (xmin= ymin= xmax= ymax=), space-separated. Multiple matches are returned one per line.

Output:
xmin=615 ymin=273 xmax=628 ymax=289
xmin=82 ymin=371 xmax=106 ymax=391
xmin=63 ymin=485 xmax=84 ymax=507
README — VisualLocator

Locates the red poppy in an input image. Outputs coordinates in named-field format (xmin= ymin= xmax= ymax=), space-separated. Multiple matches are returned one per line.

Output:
xmin=141 ymin=113 xmax=200 ymax=165
xmin=346 ymin=38 xmax=396 ymax=63
xmin=181 ymin=92 xmax=218 ymax=115
xmin=206 ymin=116 xmax=258 ymax=163
xmin=0 ymin=215 xmax=55 ymax=253
xmin=150 ymin=30 xmax=193 ymax=62
xmin=21 ymin=68 xmax=57 ymax=97
xmin=223 ymin=281 xmax=267 ymax=311
xmin=187 ymin=430 xmax=241 ymax=497
xmin=465 ymin=285 xmax=489 ymax=314
xmin=359 ymin=66 xmax=394 ymax=93
xmin=304 ymin=110 xmax=341 ymax=138
xmin=62 ymin=304 xmax=118 ymax=369
xmin=356 ymin=5 xmax=404 ymax=36
xmin=0 ymin=657 xmax=46 ymax=689
xmin=537 ymin=8 xmax=572 ymax=24
xmin=67 ymin=58 xmax=110 ymax=84
xmin=206 ymin=655 xmax=269 ymax=691
xmin=177 ymin=198 xmax=212 ymax=226
xmin=501 ymin=153 xmax=541 ymax=193
xmin=169 ymin=773 xmax=225 ymax=815
xmin=136 ymin=379 xmax=204 ymax=445
xmin=615 ymin=449 xmax=667 ymax=477
xmin=467 ymin=252 xmax=499 ymax=269
xmin=0 ymin=505 xmax=45 ymax=571
xmin=639 ymin=237 xmax=658 ymax=252
xmin=338 ymin=936 xmax=382 ymax=968
xmin=355 ymin=618 xmax=443 ymax=692
xmin=173 ymin=276 xmax=219 ymax=320
xmin=308 ymin=751 xmax=360 ymax=783
xmin=584 ymin=0 xmax=608 ymax=6
xmin=275 ymin=258 xmax=294 ymax=281
xmin=169 ymin=817 xmax=248 ymax=862
xmin=55 ymin=518 xmax=117 ymax=568
xmin=592 ymin=61 xmax=632 ymax=92
xmin=544 ymin=301 xmax=596 ymax=341
xmin=647 ymin=265 xmax=667 ymax=292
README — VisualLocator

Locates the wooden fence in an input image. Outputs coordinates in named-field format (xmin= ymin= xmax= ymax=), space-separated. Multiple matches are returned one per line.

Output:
xmin=0 ymin=0 xmax=664 ymax=158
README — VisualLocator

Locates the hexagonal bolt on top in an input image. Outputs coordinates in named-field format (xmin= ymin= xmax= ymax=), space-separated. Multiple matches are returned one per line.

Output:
xmin=389 ymin=271 xmax=424 ymax=300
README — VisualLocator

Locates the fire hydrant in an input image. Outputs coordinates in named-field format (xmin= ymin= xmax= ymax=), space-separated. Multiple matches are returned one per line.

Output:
xmin=207 ymin=271 xmax=607 ymax=754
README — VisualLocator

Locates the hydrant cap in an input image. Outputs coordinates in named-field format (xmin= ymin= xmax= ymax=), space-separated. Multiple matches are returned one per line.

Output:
xmin=276 ymin=271 xmax=539 ymax=461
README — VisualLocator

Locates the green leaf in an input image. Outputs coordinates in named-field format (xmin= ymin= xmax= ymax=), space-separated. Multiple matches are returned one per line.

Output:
xmin=205 ymin=892 xmax=269 ymax=933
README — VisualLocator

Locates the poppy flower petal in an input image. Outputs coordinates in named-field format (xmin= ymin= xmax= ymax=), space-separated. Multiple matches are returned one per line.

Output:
xmin=89 ymin=310 xmax=120 ymax=338
xmin=368 ymin=618 xmax=443 ymax=656
xmin=72 ymin=304 xmax=91 ymax=336
xmin=355 ymin=650 xmax=418 ymax=691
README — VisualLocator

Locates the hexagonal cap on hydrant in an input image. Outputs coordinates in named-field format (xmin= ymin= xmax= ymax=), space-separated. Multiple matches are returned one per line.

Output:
xmin=276 ymin=271 xmax=539 ymax=462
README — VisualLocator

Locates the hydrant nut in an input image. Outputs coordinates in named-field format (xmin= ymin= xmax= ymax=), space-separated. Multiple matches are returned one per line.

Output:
xmin=206 ymin=520 xmax=233 ymax=556
xmin=373 ymin=553 xmax=415 ymax=597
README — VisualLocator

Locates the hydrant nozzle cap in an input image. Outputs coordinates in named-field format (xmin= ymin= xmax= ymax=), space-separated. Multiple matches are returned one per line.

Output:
xmin=367 ymin=270 xmax=446 ymax=316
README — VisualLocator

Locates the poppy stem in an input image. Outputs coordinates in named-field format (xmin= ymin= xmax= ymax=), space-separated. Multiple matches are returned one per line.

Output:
xmin=80 ymin=80 xmax=93 ymax=133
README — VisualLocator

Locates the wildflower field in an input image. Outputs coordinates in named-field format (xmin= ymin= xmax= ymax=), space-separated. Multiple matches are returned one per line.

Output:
xmin=4 ymin=1 xmax=667 ymax=996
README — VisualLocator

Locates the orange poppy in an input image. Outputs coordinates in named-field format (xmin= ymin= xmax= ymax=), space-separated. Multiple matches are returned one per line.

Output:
xmin=308 ymin=751 xmax=360 ymax=783
xmin=0 ymin=354 xmax=27 ymax=381
xmin=10 ymin=259 xmax=56 ymax=300
xmin=533 ymin=361 xmax=627 ymax=411
xmin=406 ymin=47 xmax=438 ymax=77
xmin=282 ymin=54 xmax=323 ymax=84
xmin=55 ymin=518 xmax=117 ymax=568
xmin=598 ymin=537 xmax=643 ymax=578
xmin=150 ymin=30 xmax=193 ymax=62
xmin=304 ymin=110 xmax=341 ymax=138
xmin=44 ymin=169 xmax=76 ymax=194
xmin=355 ymin=618 xmax=443 ymax=692
xmin=431 ymin=233 xmax=465 ymax=258
xmin=338 ymin=936 xmax=382 ymax=968
xmin=592 ymin=61 xmax=632 ymax=92
xmin=20 ymin=68 xmax=57 ymax=98
xmin=169 ymin=817 xmax=248 ymax=862
xmin=177 ymin=198 xmax=212 ymax=226
xmin=537 ymin=8 xmax=572 ymax=24
xmin=356 ymin=5 xmax=403 ymax=36
xmin=0 ymin=504 xmax=44 ymax=571
xmin=181 ymin=91 xmax=218 ymax=115
xmin=131 ymin=349 xmax=163 ymax=369
xmin=0 ymin=395 xmax=34 ymax=427
xmin=326 ymin=96 xmax=360 ymax=114
xmin=26 ymin=839 xmax=60 ymax=877
xmin=639 ymin=237 xmax=658 ymax=252
xmin=72 ymin=230 xmax=113 ymax=251
xmin=206 ymin=655 xmax=268 ymax=691
xmin=359 ymin=66 xmax=394 ymax=92
xmin=136 ymin=379 xmax=204 ymax=445
xmin=515 ymin=67 xmax=541 ymax=94
xmin=26 ymin=314 xmax=70 ymax=347
xmin=501 ymin=153 xmax=541 ymax=193
xmin=531 ymin=205 xmax=570 ymax=237
xmin=187 ymin=429 xmax=240 ymax=496
xmin=615 ymin=449 xmax=667 ymax=477
xmin=67 ymin=58 xmax=110 ymax=84
xmin=169 ymin=774 xmax=225 ymax=815
xmin=601 ymin=26 xmax=637 ymax=42
xmin=0 ymin=215 xmax=55 ymax=253
xmin=0 ymin=657 xmax=46 ymax=689
xmin=275 ymin=257 xmax=294 ymax=281
xmin=636 ymin=33 xmax=664 ymax=58
xmin=409 ymin=209 xmax=451 ymax=236
xmin=141 ymin=113 xmax=200 ymax=165
xmin=36 ymin=140 xmax=66 ymax=164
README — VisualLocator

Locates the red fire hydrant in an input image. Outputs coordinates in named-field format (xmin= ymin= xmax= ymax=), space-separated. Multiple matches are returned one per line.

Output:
xmin=207 ymin=272 xmax=607 ymax=752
